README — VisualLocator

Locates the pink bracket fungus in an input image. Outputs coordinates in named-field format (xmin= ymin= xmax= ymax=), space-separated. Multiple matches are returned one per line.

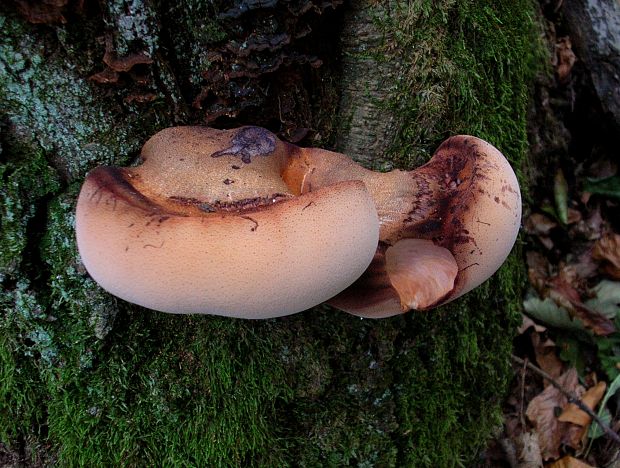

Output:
xmin=284 ymin=136 xmax=522 ymax=317
xmin=75 ymin=126 xmax=521 ymax=319
xmin=75 ymin=127 xmax=380 ymax=319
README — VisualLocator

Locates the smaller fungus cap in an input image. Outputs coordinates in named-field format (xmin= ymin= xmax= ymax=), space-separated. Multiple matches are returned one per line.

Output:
xmin=441 ymin=136 xmax=522 ymax=300
xmin=324 ymin=136 xmax=522 ymax=317
xmin=76 ymin=127 xmax=380 ymax=318
xmin=385 ymin=239 xmax=458 ymax=311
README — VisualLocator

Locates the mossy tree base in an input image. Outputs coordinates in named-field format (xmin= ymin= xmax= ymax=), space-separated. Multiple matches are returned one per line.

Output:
xmin=0 ymin=1 xmax=540 ymax=465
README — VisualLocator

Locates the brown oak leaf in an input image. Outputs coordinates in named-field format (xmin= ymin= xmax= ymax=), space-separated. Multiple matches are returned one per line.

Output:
xmin=526 ymin=368 xmax=585 ymax=460
xmin=593 ymin=233 xmax=620 ymax=279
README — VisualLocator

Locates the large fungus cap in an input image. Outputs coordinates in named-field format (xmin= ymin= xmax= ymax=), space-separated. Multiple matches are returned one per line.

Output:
xmin=76 ymin=126 xmax=380 ymax=318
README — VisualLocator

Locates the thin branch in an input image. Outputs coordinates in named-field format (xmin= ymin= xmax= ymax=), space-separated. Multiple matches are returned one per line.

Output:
xmin=511 ymin=354 xmax=620 ymax=446
xmin=519 ymin=356 xmax=527 ymax=430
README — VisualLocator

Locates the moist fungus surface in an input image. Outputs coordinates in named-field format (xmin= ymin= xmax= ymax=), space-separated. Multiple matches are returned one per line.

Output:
xmin=211 ymin=126 xmax=278 ymax=164
xmin=75 ymin=126 xmax=380 ymax=318
xmin=77 ymin=126 xmax=520 ymax=320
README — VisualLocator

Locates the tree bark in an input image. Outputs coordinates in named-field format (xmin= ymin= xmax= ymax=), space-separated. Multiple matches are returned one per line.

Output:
xmin=336 ymin=0 xmax=400 ymax=168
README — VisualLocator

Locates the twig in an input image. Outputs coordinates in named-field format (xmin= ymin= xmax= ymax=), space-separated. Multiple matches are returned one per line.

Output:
xmin=511 ymin=354 xmax=620 ymax=446
xmin=519 ymin=357 xmax=527 ymax=430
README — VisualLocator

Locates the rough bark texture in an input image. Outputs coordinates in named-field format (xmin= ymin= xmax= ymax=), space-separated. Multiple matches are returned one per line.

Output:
xmin=564 ymin=0 xmax=620 ymax=129
xmin=336 ymin=0 xmax=400 ymax=169
xmin=1 ymin=1 xmax=540 ymax=465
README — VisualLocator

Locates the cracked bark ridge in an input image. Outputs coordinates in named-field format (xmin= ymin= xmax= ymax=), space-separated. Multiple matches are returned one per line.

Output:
xmin=336 ymin=0 xmax=400 ymax=168
xmin=193 ymin=0 xmax=343 ymax=133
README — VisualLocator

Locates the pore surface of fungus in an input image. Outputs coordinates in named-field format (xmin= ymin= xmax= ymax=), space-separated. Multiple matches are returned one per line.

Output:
xmin=76 ymin=126 xmax=521 ymax=319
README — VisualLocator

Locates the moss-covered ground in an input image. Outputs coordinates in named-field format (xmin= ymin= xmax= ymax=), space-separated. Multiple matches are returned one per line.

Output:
xmin=1 ymin=1 xmax=542 ymax=465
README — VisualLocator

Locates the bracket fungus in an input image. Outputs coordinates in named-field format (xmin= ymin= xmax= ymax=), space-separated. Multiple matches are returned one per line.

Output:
xmin=300 ymin=136 xmax=523 ymax=317
xmin=76 ymin=126 xmax=521 ymax=319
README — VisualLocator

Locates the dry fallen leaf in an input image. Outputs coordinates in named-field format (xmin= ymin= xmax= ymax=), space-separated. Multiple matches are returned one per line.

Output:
xmin=567 ymin=208 xmax=582 ymax=225
xmin=558 ymin=262 xmax=582 ymax=291
xmin=526 ymin=368 xmax=585 ymax=460
xmin=556 ymin=36 xmax=577 ymax=84
xmin=563 ymin=424 xmax=587 ymax=455
xmin=593 ymin=233 xmax=620 ymax=279
xmin=525 ymin=214 xmax=558 ymax=250
xmin=572 ymin=205 xmax=604 ymax=241
xmin=517 ymin=431 xmax=543 ymax=467
xmin=548 ymin=277 xmax=616 ymax=336
xmin=558 ymin=381 xmax=606 ymax=427
xmin=568 ymin=251 xmax=599 ymax=284
xmin=547 ymin=455 xmax=595 ymax=468
xmin=519 ymin=314 xmax=547 ymax=335
xmin=531 ymin=332 xmax=564 ymax=383
xmin=527 ymin=250 xmax=551 ymax=293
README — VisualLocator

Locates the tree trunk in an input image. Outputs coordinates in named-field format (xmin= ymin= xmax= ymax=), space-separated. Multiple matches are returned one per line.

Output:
xmin=564 ymin=0 xmax=620 ymax=130
xmin=1 ymin=1 xmax=538 ymax=465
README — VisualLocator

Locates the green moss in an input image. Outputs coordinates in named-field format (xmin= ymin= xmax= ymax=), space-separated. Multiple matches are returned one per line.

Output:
xmin=0 ymin=294 xmax=48 ymax=445
xmin=42 ymin=316 xmax=292 ymax=466
xmin=1 ymin=1 xmax=540 ymax=465
xmin=373 ymin=0 xmax=542 ymax=174
xmin=0 ymin=150 xmax=61 ymax=443
xmin=0 ymin=143 xmax=59 ymax=279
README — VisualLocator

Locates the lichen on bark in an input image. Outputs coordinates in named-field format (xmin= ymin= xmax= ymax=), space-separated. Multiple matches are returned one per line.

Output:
xmin=1 ymin=0 xmax=541 ymax=465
